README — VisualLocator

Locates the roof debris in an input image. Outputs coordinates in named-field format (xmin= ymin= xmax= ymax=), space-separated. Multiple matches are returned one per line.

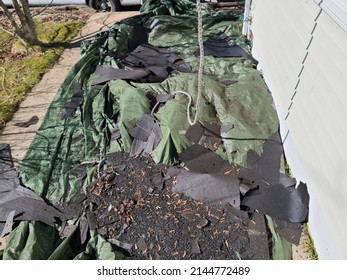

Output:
xmin=194 ymin=35 xmax=259 ymax=65
xmin=0 ymin=144 xmax=71 ymax=236
xmin=13 ymin=115 xmax=39 ymax=128
xmin=0 ymin=0 xmax=310 ymax=260
xmin=85 ymin=152 xmax=252 ymax=259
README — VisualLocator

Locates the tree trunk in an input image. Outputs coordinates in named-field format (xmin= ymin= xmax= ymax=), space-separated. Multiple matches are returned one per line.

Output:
xmin=0 ymin=0 xmax=39 ymax=45
xmin=14 ymin=0 xmax=39 ymax=45
xmin=21 ymin=20 xmax=39 ymax=45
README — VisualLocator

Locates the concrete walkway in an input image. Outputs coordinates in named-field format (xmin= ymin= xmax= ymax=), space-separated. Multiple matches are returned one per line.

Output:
xmin=0 ymin=11 xmax=139 ymax=167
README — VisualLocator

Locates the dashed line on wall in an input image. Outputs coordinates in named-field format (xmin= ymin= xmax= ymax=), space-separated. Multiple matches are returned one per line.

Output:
xmin=283 ymin=2 xmax=324 ymax=143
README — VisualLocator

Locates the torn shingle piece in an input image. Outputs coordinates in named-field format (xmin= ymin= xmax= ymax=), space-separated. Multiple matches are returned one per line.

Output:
xmin=0 ymin=144 xmax=71 ymax=225
xmin=185 ymin=123 xmax=222 ymax=152
xmin=185 ymin=123 xmax=221 ymax=141
xmin=194 ymin=36 xmax=258 ymax=65
xmin=203 ymin=123 xmax=221 ymax=137
xmin=179 ymin=144 xmax=233 ymax=174
xmin=69 ymin=164 xmax=90 ymax=182
xmin=239 ymin=132 xmax=283 ymax=187
xmin=59 ymin=223 xmax=77 ymax=238
xmin=164 ymin=166 xmax=181 ymax=180
xmin=0 ymin=210 xmax=15 ymax=238
xmin=130 ymin=119 xmax=162 ymax=157
xmin=200 ymin=123 xmax=222 ymax=151
xmin=190 ymin=238 xmax=201 ymax=254
xmin=241 ymin=182 xmax=309 ymax=223
xmin=0 ymin=186 xmax=72 ymax=225
xmin=110 ymin=125 xmax=121 ymax=141
xmin=0 ymin=167 xmax=20 ymax=194
xmin=0 ymin=144 xmax=20 ymax=193
xmin=129 ymin=139 xmax=146 ymax=158
xmin=279 ymin=173 xmax=297 ymax=188
xmin=61 ymin=83 xmax=84 ymax=120
xmin=239 ymin=183 xmax=255 ymax=196
xmin=109 ymin=238 xmax=133 ymax=251
xmin=274 ymin=218 xmax=302 ymax=245
xmin=127 ymin=23 xmax=149 ymax=52
xmin=221 ymin=123 xmax=234 ymax=133
xmin=185 ymin=123 xmax=204 ymax=144
xmin=155 ymin=94 xmax=174 ymax=103
xmin=244 ymin=212 xmax=271 ymax=260
xmin=143 ymin=122 xmax=162 ymax=154
xmin=79 ymin=213 xmax=90 ymax=246
xmin=91 ymin=66 xmax=150 ymax=85
xmin=86 ymin=208 xmax=97 ymax=230
xmin=224 ymin=203 xmax=250 ymax=223
xmin=147 ymin=66 xmax=168 ymax=79
xmin=14 ymin=115 xmax=39 ymax=127
xmin=56 ymin=192 xmax=87 ymax=218
xmin=129 ymin=114 xmax=156 ymax=142
xmin=172 ymin=169 xmax=240 ymax=209
xmin=0 ymin=143 xmax=12 ymax=168
xmin=123 ymin=43 xmax=192 ymax=77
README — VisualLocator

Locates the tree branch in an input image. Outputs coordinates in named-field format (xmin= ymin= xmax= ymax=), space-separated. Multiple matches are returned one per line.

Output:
xmin=32 ymin=0 xmax=54 ymax=18
xmin=0 ymin=0 xmax=39 ymax=45
xmin=20 ymin=0 xmax=36 ymax=30
xmin=0 ymin=0 xmax=21 ymax=34
xmin=12 ymin=0 xmax=26 ymax=24
xmin=0 ymin=23 xmax=15 ymax=36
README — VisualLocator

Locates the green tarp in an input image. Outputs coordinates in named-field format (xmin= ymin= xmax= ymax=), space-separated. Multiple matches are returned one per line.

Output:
xmin=1 ymin=0 xmax=286 ymax=259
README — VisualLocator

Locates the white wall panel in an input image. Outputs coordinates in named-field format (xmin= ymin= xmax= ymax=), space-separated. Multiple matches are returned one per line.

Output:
xmin=313 ymin=0 xmax=347 ymax=32
xmin=252 ymin=0 xmax=347 ymax=259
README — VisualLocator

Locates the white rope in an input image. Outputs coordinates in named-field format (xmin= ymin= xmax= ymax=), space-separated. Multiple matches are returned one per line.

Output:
xmin=195 ymin=0 xmax=205 ymax=125
xmin=149 ymin=2 xmax=205 ymax=126
xmin=170 ymin=0 xmax=204 ymax=126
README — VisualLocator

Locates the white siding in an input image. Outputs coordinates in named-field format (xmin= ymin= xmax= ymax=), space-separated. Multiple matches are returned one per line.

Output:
xmin=251 ymin=0 xmax=347 ymax=259
xmin=313 ymin=0 xmax=347 ymax=32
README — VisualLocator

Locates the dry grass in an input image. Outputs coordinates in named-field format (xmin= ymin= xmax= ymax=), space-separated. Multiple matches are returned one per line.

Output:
xmin=0 ymin=5 xmax=94 ymax=128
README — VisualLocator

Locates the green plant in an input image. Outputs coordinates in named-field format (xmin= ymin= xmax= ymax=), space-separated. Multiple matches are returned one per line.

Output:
xmin=0 ymin=20 xmax=84 ymax=125
xmin=303 ymin=224 xmax=318 ymax=260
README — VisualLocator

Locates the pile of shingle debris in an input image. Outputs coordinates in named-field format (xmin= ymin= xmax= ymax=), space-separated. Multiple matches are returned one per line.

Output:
xmin=83 ymin=129 xmax=309 ymax=260
xmin=86 ymin=152 xmax=249 ymax=260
